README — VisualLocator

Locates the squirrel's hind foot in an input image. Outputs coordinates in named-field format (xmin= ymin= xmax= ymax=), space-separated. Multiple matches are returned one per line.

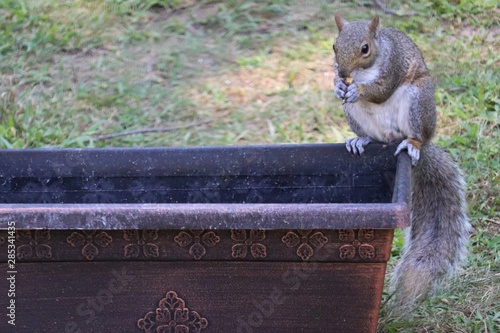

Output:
xmin=395 ymin=138 xmax=421 ymax=166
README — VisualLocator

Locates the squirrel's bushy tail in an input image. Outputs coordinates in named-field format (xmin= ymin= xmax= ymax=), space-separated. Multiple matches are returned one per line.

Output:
xmin=389 ymin=142 xmax=471 ymax=316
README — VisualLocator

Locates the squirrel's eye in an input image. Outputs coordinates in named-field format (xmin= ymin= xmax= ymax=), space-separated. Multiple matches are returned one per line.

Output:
xmin=361 ymin=44 xmax=369 ymax=54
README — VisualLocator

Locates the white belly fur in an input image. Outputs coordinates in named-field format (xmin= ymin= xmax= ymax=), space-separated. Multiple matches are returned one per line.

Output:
xmin=346 ymin=84 xmax=413 ymax=142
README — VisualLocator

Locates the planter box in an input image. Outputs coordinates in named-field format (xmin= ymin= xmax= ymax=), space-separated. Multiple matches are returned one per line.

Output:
xmin=0 ymin=144 xmax=410 ymax=333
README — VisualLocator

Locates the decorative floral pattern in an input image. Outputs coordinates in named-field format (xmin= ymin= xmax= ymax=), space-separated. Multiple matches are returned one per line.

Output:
xmin=5 ymin=229 xmax=379 ymax=262
xmin=174 ymin=230 xmax=220 ymax=260
xmin=2 ymin=164 xmax=354 ymax=204
xmin=338 ymin=229 xmax=376 ymax=260
xmin=128 ymin=179 xmax=171 ymax=203
xmin=19 ymin=178 xmax=64 ymax=203
xmin=81 ymin=178 xmax=117 ymax=203
xmin=231 ymin=230 xmax=267 ymax=259
xmin=16 ymin=230 xmax=52 ymax=259
xmin=137 ymin=291 xmax=208 ymax=333
xmin=282 ymin=230 xmax=328 ymax=261
xmin=66 ymin=230 xmax=113 ymax=260
xmin=123 ymin=230 xmax=160 ymax=258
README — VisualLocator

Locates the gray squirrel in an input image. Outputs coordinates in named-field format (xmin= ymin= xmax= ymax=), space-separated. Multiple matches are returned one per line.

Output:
xmin=333 ymin=13 xmax=471 ymax=316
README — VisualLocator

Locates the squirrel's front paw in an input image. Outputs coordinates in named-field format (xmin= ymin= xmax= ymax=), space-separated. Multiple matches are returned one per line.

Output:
xmin=346 ymin=137 xmax=372 ymax=155
xmin=395 ymin=139 xmax=421 ymax=166
xmin=344 ymin=82 xmax=359 ymax=103
xmin=334 ymin=80 xmax=348 ymax=100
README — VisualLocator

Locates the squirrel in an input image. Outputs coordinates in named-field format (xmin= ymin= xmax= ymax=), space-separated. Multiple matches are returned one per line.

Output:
xmin=332 ymin=13 xmax=471 ymax=316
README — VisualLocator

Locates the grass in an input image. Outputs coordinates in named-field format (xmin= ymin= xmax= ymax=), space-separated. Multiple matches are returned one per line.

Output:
xmin=0 ymin=0 xmax=499 ymax=331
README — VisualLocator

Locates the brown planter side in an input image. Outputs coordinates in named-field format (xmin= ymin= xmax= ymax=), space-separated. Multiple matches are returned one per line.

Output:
xmin=1 ymin=260 xmax=389 ymax=333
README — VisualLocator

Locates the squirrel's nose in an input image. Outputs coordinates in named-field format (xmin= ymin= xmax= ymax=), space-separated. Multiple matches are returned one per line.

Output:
xmin=338 ymin=69 xmax=349 ymax=79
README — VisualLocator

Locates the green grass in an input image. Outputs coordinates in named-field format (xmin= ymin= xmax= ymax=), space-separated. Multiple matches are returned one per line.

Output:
xmin=0 ymin=0 xmax=499 ymax=331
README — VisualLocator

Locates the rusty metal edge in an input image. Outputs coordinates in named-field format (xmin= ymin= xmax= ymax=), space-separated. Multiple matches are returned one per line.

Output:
xmin=0 ymin=202 xmax=409 ymax=230
xmin=393 ymin=152 xmax=412 ymax=205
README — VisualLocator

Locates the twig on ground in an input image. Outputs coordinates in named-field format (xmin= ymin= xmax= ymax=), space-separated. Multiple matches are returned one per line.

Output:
xmin=485 ymin=218 xmax=500 ymax=225
xmin=380 ymin=291 xmax=395 ymax=309
xmin=94 ymin=119 xmax=214 ymax=141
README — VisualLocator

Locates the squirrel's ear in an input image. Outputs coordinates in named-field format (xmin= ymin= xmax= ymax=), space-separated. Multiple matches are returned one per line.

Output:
xmin=369 ymin=16 xmax=380 ymax=37
xmin=335 ymin=12 xmax=348 ymax=31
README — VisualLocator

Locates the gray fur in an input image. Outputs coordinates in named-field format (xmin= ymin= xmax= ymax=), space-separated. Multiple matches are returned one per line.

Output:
xmin=390 ymin=142 xmax=471 ymax=316
xmin=334 ymin=20 xmax=429 ymax=105
xmin=415 ymin=75 xmax=437 ymax=141
xmin=345 ymin=110 xmax=369 ymax=138
xmin=334 ymin=14 xmax=470 ymax=317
